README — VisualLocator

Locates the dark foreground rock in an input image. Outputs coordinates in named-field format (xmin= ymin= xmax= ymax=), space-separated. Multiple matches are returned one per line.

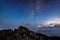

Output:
xmin=0 ymin=26 xmax=60 ymax=40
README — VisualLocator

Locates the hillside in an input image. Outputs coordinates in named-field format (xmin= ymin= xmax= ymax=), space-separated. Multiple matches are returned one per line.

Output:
xmin=0 ymin=26 xmax=60 ymax=40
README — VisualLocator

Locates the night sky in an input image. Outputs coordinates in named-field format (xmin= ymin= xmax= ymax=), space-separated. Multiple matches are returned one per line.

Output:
xmin=0 ymin=0 xmax=60 ymax=29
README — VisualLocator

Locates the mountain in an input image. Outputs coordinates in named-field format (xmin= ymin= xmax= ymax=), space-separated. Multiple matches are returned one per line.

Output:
xmin=0 ymin=26 xmax=47 ymax=40
xmin=23 ymin=24 xmax=60 ymax=36
xmin=0 ymin=26 xmax=60 ymax=40
xmin=35 ymin=24 xmax=60 ymax=36
xmin=37 ymin=27 xmax=60 ymax=36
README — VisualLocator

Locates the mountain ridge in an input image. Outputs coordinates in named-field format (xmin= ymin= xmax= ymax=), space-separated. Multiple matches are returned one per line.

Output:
xmin=0 ymin=26 xmax=60 ymax=40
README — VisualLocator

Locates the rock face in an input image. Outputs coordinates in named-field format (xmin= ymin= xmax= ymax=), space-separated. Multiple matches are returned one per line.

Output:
xmin=17 ymin=26 xmax=37 ymax=40
xmin=0 ymin=26 xmax=60 ymax=40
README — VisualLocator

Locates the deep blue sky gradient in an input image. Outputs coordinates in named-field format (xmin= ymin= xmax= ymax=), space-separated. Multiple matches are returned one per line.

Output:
xmin=0 ymin=0 xmax=60 ymax=29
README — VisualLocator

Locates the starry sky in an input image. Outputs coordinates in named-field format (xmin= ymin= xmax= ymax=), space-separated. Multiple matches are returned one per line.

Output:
xmin=0 ymin=0 xmax=60 ymax=29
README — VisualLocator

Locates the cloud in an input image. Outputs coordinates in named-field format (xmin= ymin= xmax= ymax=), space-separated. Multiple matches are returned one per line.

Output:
xmin=36 ymin=24 xmax=43 ymax=28
xmin=45 ymin=18 xmax=60 ymax=27
xmin=44 ymin=18 xmax=60 ymax=26
xmin=36 ymin=18 xmax=60 ymax=28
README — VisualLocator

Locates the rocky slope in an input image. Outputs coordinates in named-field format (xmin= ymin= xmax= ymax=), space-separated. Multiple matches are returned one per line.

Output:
xmin=0 ymin=26 xmax=60 ymax=40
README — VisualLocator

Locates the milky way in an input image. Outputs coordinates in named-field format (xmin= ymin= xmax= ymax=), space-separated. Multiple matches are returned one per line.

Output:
xmin=0 ymin=0 xmax=60 ymax=29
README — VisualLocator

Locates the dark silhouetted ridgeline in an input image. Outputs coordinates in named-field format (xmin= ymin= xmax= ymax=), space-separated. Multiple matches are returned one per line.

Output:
xmin=0 ymin=26 xmax=60 ymax=40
